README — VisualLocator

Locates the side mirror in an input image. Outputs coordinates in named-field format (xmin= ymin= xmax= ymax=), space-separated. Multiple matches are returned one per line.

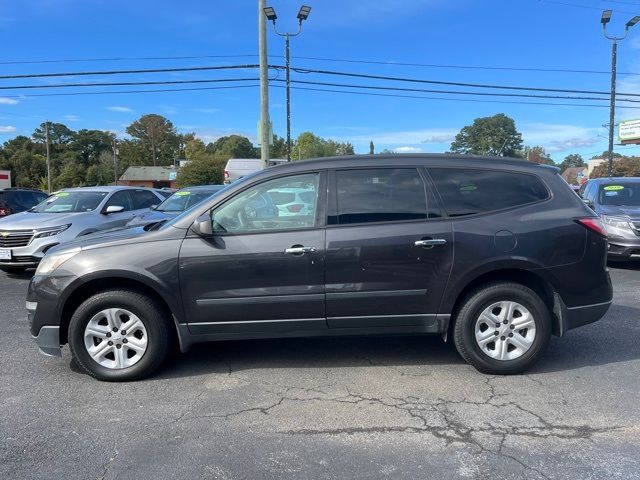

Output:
xmin=103 ymin=205 xmax=125 ymax=215
xmin=191 ymin=212 xmax=213 ymax=236
xmin=582 ymin=198 xmax=594 ymax=209
xmin=150 ymin=204 xmax=158 ymax=210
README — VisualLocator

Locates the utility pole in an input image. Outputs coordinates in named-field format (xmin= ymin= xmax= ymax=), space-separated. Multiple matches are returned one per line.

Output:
xmin=112 ymin=138 xmax=119 ymax=185
xmin=45 ymin=122 xmax=51 ymax=194
xmin=259 ymin=0 xmax=271 ymax=168
xmin=601 ymin=10 xmax=640 ymax=176
xmin=263 ymin=5 xmax=312 ymax=162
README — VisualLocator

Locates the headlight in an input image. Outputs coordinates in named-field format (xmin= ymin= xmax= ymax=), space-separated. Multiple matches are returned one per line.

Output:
xmin=601 ymin=215 xmax=632 ymax=230
xmin=33 ymin=224 xmax=71 ymax=239
xmin=35 ymin=248 xmax=80 ymax=276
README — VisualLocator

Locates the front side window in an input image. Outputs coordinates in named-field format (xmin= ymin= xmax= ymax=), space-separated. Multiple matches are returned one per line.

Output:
xmin=334 ymin=168 xmax=429 ymax=225
xmin=32 ymin=191 xmax=109 ymax=213
xmin=158 ymin=189 xmax=220 ymax=212
xmin=104 ymin=191 xmax=133 ymax=211
xmin=212 ymin=173 xmax=319 ymax=233
xmin=429 ymin=168 xmax=549 ymax=217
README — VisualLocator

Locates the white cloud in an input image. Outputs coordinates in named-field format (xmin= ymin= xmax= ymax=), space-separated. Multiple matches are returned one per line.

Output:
xmin=0 ymin=97 xmax=19 ymax=105
xmin=521 ymin=123 xmax=599 ymax=153
xmin=393 ymin=146 xmax=423 ymax=153
xmin=193 ymin=107 xmax=221 ymax=114
xmin=106 ymin=106 xmax=133 ymax=113
xmin=0 ymin=126 xmax=17 ymax=133
xmin=348 ymin=128 xmax=457 ymax=145
xmin=63 ymin=114 xmax=80 ymax=122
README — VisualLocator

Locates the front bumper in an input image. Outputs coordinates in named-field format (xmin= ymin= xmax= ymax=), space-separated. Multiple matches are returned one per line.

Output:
xmin=0 ymin=235 xmax=61 ymax=267
xmin=27 ymin=301 xmax=62 ymax=356
xmin=605 ymin=224 xmax=640 ymax=259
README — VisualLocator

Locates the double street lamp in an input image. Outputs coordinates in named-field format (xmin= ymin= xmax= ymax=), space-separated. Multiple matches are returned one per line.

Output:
xmin=601 ymin=10 xmax=640 ymax=176
xmin=264 ymin=5 xmax=312 ymax=161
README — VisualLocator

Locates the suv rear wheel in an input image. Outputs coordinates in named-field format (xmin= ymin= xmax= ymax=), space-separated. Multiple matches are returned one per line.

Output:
xmin=453 ymin=282 xmax=551 ymax=375
xmin=68 ymin=289 xmax=171 ymax=381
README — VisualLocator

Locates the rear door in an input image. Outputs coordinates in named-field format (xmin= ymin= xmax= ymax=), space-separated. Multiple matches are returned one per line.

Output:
xmin=325 ymin=167 xmax=453 ymax=329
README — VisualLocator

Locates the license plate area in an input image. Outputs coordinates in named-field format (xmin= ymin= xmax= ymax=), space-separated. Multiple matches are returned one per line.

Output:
xmin=0 ymin=248 xmax=12 ymax=260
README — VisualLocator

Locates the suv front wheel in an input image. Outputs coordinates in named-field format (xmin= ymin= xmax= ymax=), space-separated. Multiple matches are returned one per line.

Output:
xmin=68 ymin=289 xmax=171 ymax=381
xmin=453 ymin=282 xmax=551 ymax=375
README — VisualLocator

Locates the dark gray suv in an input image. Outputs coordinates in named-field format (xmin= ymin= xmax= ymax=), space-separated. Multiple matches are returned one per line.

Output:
xmin=26 ymin=155 xmax=613 ymax=381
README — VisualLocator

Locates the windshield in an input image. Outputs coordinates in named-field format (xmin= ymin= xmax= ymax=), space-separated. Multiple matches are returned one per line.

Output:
xmin=31 ymin=191 xmax=108 ymax=213
xmin=156 ymin=190 xmax=218 ymax=212
xmin=598 ymin=183 xmax=640 ymax=207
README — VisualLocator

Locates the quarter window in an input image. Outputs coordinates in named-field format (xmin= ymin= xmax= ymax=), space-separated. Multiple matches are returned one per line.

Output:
xmin=334 ymin=168 xmax=430 ymax=225
xmin=428 ymin=168 xmax=549 ymax=217
xmin=212 ymin=173 xmax=319 ymax=233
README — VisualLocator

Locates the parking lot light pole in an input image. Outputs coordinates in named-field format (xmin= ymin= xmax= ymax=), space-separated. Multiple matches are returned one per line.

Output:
xmin=264 ymin=5 xmax=312 ymax=162
xmin=601 ymin=10 xmax=640 ymax=177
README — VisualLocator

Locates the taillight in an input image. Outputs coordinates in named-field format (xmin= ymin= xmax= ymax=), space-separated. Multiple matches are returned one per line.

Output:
xmin=224 ymin=170 xmax=229 ymax=180
xmin=576 ymin=218 xmax=607 ymax=237
xmin=287 ymin=204 xmax=303 ymax=213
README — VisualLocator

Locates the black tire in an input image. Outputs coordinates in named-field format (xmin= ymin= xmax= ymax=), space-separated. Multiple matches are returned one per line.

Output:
xmin=452 ymin=282 xmax=551 ymax=375
xmin=0 ymin=266 xmax=27 ymax=274
xmin=68 ymin=289 xmax=172 ymax=381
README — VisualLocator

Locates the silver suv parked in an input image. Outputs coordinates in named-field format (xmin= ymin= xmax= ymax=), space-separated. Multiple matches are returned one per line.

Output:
xmin=0 ymin=186 xmax=165 ymax=273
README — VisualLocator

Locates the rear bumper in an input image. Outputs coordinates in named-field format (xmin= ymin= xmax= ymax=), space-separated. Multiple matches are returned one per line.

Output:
xmin=563 ymin=300 xmax=612 ymax=332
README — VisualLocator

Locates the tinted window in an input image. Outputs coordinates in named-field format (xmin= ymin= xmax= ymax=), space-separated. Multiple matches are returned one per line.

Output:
xmin=335 ymin=168 xmax=429 ymax=225
xmin=105 ymin=191 xmax=132 ymax=211
xmin=429 ymin=168 xmax=549 ymax=217
xmin=212 ymin=173 xmax=318 ymax=233
xmin=158 ymin=190 xmax=218 ymax=212
xmin=131 ymin=190 xmax=159 ymax=210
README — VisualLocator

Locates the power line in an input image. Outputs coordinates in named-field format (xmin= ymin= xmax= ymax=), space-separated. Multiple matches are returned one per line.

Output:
xmin=0 ymin=54 xmax=258 ymax=66
xmin=280 ymin=84 xmax=640 ymax=109
xmin=278 ymin=78 xmax=640 ymax=104
xmin=0 ymin=77 xmax=259 ymax=91
xmin=287 ymin=66 xmax=640 ymax=98
xmin=292 ymin=56 xmax=636 ymax=76
xmin=0 ymin=64 xmax=261 ymax=80
xmin=0 ymin=84 xmax=260 ymax=98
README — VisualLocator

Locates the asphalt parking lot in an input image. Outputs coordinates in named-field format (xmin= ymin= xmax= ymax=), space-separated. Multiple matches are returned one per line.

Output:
xmin=1 ymin=265 xmax=639 ymax=480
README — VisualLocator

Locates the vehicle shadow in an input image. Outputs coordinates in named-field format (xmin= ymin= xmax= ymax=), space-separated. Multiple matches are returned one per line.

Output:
xmin=2 ymin=269 xmax=35 ymax=280
xmin=157 ymin=303 xmax=640 ymax=380
xmin=608 ymin=259 xmax=640 ymax=270
xmin=157 ymin=334 xmax=464 ymax=380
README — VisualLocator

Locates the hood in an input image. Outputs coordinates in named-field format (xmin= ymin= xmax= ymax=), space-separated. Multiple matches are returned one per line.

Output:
xmin=48 ymin=225 xmax=149 ymax=255
xmin=599 ymin=205 xmax=640 ymax=219
xmin=0 ymin=210 xmax=88 ymax=230
xmin=127 ymin=209 xmax=174 ymax=226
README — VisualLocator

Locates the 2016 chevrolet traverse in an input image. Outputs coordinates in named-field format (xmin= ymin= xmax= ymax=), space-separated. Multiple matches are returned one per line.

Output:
xmin=26 ymin=155 xmax=613 ymax=381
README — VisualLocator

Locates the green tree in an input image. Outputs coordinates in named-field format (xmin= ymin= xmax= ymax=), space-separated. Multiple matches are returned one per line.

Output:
xmin=559 ymin=153 xmax=585 ymax=172
xmin=293 ymin=132 xmax=355 ymax=160
xmin=207 ymin=135 xmax=257 ymax=158
xmin=32 ymin=122 xmax=74 ymax=146
xmin=176 ymin=157 xmax=227 ymax=186
xmin=54 ymin=162 xmax=86 ymax=189
xmin=126 ymin=114 xmax=179 ymax=166
xmin=450 ymin=113 xmax=523 ymax=157
xmin=591 ymin=157 xmax=640 ymax=178
xmin=523 ymin=146 xmax=556 ymax=165
xmin=369 ymin=140 xmax=375 ymax=154
xmin=68 ymin=129 xmax=113 ymax=166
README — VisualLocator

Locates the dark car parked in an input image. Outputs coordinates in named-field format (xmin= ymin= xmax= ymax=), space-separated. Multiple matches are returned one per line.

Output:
xmin=581 ymin=177 xmax=640 ymax=260
xmin=26 ymin=155 xmax=612 ymax=381
xmin=0 ymin=188 xmax=48 ymax=217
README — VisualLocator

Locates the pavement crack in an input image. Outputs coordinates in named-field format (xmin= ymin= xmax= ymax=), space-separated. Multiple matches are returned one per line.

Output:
xmin=96 ymin=446 xmax=118 ymax=480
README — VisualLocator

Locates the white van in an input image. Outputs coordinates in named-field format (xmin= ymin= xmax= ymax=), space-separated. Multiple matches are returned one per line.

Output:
xmin=223 ymin=158 xmax=287 ymax=184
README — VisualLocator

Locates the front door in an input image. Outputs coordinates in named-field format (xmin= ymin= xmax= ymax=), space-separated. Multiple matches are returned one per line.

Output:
xmin=325 ymin=167 xmax=453 ymax=329
xmin=179 ymin=171 xmax=327 ymax=335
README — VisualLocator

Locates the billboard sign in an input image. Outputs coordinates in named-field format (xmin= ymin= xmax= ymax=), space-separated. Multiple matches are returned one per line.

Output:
xmin=619 ymin=118 xmax=640 ymax=144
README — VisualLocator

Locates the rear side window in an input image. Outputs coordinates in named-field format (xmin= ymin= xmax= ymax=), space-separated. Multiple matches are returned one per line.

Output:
xmin=334 ymin=168 xmax=430 ymax=225
xmin=429 ymin=168 xmax=549 ymax=217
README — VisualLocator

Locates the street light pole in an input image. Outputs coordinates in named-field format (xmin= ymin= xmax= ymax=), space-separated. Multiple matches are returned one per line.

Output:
xmin=112 ymin=138 xmax=119 ymax=185
xmin=601 ymin=10 xmax=640 ymax=177
xmin=264 ymin=5 xmax=312 ymax=162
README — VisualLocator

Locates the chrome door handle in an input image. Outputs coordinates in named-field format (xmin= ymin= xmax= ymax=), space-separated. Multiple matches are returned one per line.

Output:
xmin=284 ymin=246 xmax=317 ymax=255
xmin=415 ymin=239 xmax=447 ymax=248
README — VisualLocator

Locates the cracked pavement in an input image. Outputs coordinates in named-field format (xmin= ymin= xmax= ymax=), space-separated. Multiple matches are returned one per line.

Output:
xmin=1 ymin=264 xmax=640 ymax=479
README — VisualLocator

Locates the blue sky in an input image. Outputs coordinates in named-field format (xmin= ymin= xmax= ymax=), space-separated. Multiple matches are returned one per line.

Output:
xmin=2 ymin=0 xmax=640 ymax=161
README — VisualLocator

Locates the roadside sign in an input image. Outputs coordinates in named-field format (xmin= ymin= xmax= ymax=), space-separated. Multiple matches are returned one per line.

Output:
xmin=168 ymin=171 xmax=177 ymax=181
xmin=0 ymin=170 xmax=10 ymax=189
xmin=619 ymin=118 xmax=640 ymax=144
